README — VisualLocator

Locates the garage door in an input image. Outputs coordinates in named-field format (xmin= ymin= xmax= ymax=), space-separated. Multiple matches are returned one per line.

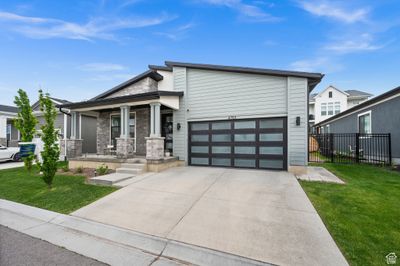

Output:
xmin=189 ymin=117 xmax=287 ymax=170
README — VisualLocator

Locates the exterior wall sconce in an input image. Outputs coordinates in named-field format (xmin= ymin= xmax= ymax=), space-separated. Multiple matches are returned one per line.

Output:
xmin=177 ymin=123 xmax=181 ymax=130
xmin=296 ymin=116 xmax=301 ymax=126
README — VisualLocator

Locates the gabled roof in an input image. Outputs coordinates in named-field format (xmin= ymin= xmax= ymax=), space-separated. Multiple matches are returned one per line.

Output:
xmin=344 ymin=89 xmax=373 ymax=98
xmin=0 ymin=104 xmax=18 ymax=113
xmin=31 ymin=97 xmax=71 ymax=111
xmin=315 ymin=86 xmax=400 ymax=127
xmin=91 ymin=70 xmax=164 ymax=100
xmin=164 ymin=61 xmax=324 ymax=91
xmin=314 ymin=85 xmax=349 ymax=98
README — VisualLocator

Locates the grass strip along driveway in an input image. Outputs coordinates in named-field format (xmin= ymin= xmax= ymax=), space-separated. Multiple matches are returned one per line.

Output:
xmin=0 ymin=164 xmax=117 ymax=214
xmin=300 ymin=164 xmax=400 ymax=266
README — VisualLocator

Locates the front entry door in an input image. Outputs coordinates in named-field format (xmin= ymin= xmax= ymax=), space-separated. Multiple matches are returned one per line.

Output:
xmin=161 ymin=113 xmax=173 ymax=154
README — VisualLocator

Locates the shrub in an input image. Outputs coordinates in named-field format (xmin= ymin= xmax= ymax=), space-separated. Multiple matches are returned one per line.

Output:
xmin=13 ymin=89 xmax=38 ymax=172
xmin=96 ymin=164 xmax=109 ymax=176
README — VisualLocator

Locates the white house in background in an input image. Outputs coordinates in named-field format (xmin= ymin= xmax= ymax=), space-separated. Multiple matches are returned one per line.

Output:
xmin=0 ymin=105 xmax=19 ymax=147
xmin=309 ymin=85 xmax=372 ymax=129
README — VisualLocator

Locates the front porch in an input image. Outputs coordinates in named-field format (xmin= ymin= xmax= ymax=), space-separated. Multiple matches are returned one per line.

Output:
xmin=60 ymin=91 xmax=183 ymax=171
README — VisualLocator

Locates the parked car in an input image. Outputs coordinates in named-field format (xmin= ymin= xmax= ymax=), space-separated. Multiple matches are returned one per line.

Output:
xmin=0 ymin=145 xmax=20 ymax=162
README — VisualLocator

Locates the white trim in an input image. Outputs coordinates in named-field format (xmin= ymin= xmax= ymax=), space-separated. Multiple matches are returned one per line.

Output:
xmin=109 ymin=111 xmax=136 ymax=152
xmin=187 ymin=113 xmax=288 ymax=122
xmin=315 ymin=85 xmax=349 ymax=98
xmin=71 ymin=99 xmax=160 ymax=112
xmin=357 ymin=110 xmax=372 ymax=134
xmin=318 ymin=93 xmax=400 ymax=126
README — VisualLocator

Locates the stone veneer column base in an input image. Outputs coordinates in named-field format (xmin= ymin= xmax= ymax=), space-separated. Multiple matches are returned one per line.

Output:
xmin=116 ymin=138 xmax=135 ymax=158
xmin=145 ymin=137 xmax=165 ymax=160
xmin=65 ymin=139 xmax=83 ymax=159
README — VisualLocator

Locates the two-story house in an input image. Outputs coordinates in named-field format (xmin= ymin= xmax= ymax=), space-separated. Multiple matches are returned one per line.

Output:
xmin=309 ymin=85 xmax=372 ymax=130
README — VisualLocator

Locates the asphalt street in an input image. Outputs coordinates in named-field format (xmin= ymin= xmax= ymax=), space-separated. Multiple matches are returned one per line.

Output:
xmin=0 ymin=225 xmax=107 ymax=266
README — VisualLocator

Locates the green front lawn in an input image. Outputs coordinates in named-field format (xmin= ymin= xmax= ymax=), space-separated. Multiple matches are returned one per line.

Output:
xmin=300 ymin=164 xmax=400 ymax=266
xmin=0 ymin=164 xmax=117 ymax=214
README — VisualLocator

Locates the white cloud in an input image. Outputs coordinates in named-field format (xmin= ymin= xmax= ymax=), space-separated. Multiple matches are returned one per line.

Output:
xmin=325 ymin=33 xmax=385 ymax=54
xmin=78 ymin=63 xmax=127 ymax=72
xmin=298 ymin=1 xmax=369 ymax=23
xmin=199 ymin=0 xmax=281 ymax=22
xmin=0 ymin=11 xmax=175 ymax=41
xmin=290 ymin=57 xmax=342 ymax=73
xmin=155 ymin=22 xmax=196 ymax=41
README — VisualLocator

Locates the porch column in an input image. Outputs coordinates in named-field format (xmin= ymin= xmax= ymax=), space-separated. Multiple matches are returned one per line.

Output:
xmin=150 ymin=102 xmax=161 ymax=137
xmin=65 ymin=111 xmax=82 ymax=158
xmin=146 ymin=102 xmax=164 ymax=160
xmin=116 ymin=105 xmax=134 ymax=158
xmin=120 ymin=105 xmax=130 ymax=139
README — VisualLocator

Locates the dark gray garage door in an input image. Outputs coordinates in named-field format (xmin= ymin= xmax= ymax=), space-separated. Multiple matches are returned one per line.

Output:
xmin=189 ymin=117 xmax=287 ymax=170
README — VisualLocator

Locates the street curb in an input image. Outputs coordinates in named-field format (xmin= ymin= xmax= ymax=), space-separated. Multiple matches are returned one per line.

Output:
xmin=0 ymin=199 xmax=275 ymax=266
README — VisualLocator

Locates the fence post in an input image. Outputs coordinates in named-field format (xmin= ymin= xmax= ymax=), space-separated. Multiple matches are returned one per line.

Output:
xmin=330 ymin=133 xmax=334 ymax=163
xmin=388 ymin=133 xmax=392 ymax=165
xmin=355 ymin=133 xmax=360 ymax=163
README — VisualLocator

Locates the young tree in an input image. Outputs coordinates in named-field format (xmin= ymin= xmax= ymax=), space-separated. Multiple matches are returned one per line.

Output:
xmin=14 ymin=89 xmax=38 ymax=172
xmin=38 ymin=90 xmax=60 ymax=189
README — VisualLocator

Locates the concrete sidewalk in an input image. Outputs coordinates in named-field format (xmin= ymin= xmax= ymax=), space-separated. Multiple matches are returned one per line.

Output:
xmin=0 ymin=199 xmax=274 ymax=266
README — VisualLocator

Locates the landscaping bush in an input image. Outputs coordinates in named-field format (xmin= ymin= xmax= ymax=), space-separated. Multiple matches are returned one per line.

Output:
xmin=96 ymin=164 xmax=109 ymax=176
xmin=61 ymin=165 xmax=69 ymax=172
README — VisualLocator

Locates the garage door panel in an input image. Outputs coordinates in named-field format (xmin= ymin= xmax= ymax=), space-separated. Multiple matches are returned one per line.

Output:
xmin=189 ymin=117 xmax=287 ymax=170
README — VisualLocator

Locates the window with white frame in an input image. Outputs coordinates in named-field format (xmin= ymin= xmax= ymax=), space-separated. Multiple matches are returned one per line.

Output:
xmin=328 ymin=102 xmax=334 ymax=115
xmin=358 ymin=111 xmax=371 ymax=134
xmin=334 ymin=102 xmax=340 ymax=114
xmin=327 ymin=125 xmax=330 ymax=133
xmin=321 ymin=103 xmax=327 ymax=116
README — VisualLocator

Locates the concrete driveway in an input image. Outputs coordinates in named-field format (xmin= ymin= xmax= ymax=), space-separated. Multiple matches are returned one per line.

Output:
xmin=73 ymin=167 xmax=347 ymax=266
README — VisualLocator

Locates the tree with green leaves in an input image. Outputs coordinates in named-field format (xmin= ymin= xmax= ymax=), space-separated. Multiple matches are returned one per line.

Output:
xmin=14 ymin=89 xmax=38 ymax=172
xmin=38 ymin=90 xmax=60 ymax=189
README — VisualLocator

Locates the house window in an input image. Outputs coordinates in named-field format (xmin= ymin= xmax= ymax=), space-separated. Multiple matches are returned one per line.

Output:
xmin=334 ymin=102 xmax=340 ymax=114
xmin=321 ymin=103 xmax=327 ymax=116
xmin=328 ymin=102 xmax=334 ymax=115
xmin=326 ymin=125 xmax=330 ymax=133
xmin=358 ymin=111 xmax=371 ymax=134
xmin=6 ymin=124 xmax=11 ymax=140
xmin=329 ymin=91 xmax=333 ymax=98
xmin=110 ymin=113 xmax=136 ymax=147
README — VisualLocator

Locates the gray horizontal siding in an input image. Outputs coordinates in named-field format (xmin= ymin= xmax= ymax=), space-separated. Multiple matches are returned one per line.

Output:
xmin=288 ymin=77 xmax=308 ymax=166
xmin=324 ymin=95 xmax=400 ymax=159
xmin=172 ymin=67 xmax=188 ymax=161
xmin=186 ymin=69 xmax=287 ymax=120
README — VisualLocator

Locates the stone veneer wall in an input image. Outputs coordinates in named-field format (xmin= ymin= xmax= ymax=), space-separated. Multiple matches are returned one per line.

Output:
xmin=96 ymin=107 xmax=150 ymax=156
xmin=105 ymin=78 xmax=158 ymax=99
xmin=135 ymin=107 xmax=150 ymax=155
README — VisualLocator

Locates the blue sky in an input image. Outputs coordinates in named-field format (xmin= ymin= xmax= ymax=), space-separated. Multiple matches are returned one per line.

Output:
xmin=0 ymin=0 xmax=399 ymax=105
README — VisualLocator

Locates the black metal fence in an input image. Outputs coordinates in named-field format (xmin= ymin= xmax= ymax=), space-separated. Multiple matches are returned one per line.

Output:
xmin=309 ymin=133 xmax=392 ymax=165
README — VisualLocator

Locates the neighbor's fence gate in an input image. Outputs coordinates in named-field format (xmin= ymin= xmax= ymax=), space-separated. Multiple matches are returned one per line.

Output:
xmin=309 ymin=133 xmax=392 ymax=165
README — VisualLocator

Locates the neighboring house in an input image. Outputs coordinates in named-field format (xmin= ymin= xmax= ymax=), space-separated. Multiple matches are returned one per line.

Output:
xmin=314 ymin=86 xmax=400 ymax=165
xmin=0 ymin=105 xmax=19 ymax=147
xmin=309 ymin=85 xmax=372 ymax=128
xmin=0 ymin=98 xmax=97 ymax=156
xmin=60 ymin=61 xmax=323 ymax=172
xmin=31 ymin=97 xmax=97 ymax=156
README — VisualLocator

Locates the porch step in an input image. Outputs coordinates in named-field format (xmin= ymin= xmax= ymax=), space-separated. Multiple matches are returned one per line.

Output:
xmin=125 ymin=158 xmax=147 ymax=164
xmin=89 ymin=173 xmax=134 ymax=186
xmin=120 ymin=163 xmax=146 ymax=170
xmin=116 ymin=168 xmax=143 ymax=175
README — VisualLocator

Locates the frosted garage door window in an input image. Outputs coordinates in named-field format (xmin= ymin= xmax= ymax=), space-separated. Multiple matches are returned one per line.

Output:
xmin=191 ymin=135 xmax=208 ymax=142
xmin=259 ymin=160 xmax=283 ymax=169
xmin=234 ymin=134 xmax=255 ymax=142
xmin=191 ymin=123 xmax=209 ymax=131
xmin=234 ymin=120 xmax=256 ymax=129
xmin=260 ymin=119 xmax=283 ymax=129
xmin=259 ymin=147 xmax=283 ymax=155
xmin=212 ymin=146 xmax=231 ymax=154
xmin=191 ymin=157 xmax=209 ymax=165
xmin=259 ymin=133 xmax=283 ymax=141
xmin=191 ymin=146 xmax=208 ymax=153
